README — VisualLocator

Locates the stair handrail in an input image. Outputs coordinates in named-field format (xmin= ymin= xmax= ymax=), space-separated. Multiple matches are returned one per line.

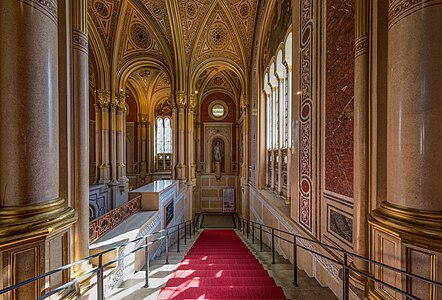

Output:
xmin=0 ymin=216 xmax=200 ymax=299
xmin=237 ymin=217 xmax=442 ymax=300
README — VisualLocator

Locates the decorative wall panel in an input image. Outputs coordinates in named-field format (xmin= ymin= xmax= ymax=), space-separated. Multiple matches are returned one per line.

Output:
xmin=89 ymin=195 xmax=142 ymax=243
xmin=298 ymin=0 xmax=315 ymax=232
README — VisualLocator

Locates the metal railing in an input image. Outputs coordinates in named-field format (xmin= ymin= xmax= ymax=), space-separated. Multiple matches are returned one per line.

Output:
xmin=237 ymin=217 xmax=442 ymax=300
xmin=0 ymin=217 xmax=199 ymax=300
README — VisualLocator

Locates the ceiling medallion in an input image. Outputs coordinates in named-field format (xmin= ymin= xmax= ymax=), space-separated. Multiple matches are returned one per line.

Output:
xmin=208 ymin=23 xmax=228 ymax=50
xmin=214 ymin=76 xmax=224 ymax=86
xmin=94 ymin=1 xmax=109 ymax=18
xmin=239 ymin=2 xmax=250 ymax=18
xmin=130 ymin=24 xmax=152 ymax=49
xmin=186 ymin=1 xmax=197 ymax=18
xmin=152 ymin=2 xmax=162 ymax=17
xmin=139 ymin=69 xmax=150 ymax=77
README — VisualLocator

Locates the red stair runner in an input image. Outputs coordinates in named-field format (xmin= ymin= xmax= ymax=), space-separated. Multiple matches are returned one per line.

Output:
xmin=158 ymin=230 xmax=287 ymax=299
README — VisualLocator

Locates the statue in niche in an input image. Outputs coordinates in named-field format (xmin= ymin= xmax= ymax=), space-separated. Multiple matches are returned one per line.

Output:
xmin=214 ymin=142 xmax=222 ymax=162
xmin=212 ymin=139 xmax=225 ymax=173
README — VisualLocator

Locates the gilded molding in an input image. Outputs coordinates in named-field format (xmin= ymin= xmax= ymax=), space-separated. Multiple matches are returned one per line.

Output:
xmin=19 ymin=0 xmax=57 ymax=25
xmin=97 ymin=90 xmax=111 ymax=108
xmin=0 ymin=198 xmax=77 ymax=246
xmin=369 ymin=201 xmax=442 ymax=242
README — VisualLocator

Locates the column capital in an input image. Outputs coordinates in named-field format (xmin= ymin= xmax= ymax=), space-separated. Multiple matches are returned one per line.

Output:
xmin=139 ymin=113 xmax=148 ymax=123
xmin=116 ymin=92 xmax=126 ymax=111
xmin=175 ymin=90 xmax=186 ymax=109
xmin=97 ymin=90 xmax=111 ymax=108
xmin=188 ymin=94 xmax=196 ymax=111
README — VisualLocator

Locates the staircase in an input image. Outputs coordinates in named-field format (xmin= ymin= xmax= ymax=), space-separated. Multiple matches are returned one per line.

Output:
xmin=105 ymin=228 xmax=337 ymax=299
xmin=158 ymin=230 xmax=288 ymax=299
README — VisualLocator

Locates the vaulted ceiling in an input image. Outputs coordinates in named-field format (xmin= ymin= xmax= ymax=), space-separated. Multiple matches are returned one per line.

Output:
xmin=88 ymin=0 xmax=260 ymax=99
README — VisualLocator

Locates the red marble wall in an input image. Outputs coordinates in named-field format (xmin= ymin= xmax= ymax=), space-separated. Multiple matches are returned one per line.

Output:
xmin=126 ymin=92 xmax=138 ymax=162
xmin=200 ymin=92 xmax=237 ymax=164
xmin=125 ymin=92 xmax=137 ymax=122
xmin=325 ymin=0 xmax=354 ymax=198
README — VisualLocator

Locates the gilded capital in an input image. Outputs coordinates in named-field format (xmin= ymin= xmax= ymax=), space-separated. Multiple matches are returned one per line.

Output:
xmin=139 ymin=114 xmax=148 ymax=123
xmin=175 ymin=91 xmax=186 ymax=109
xmin=240 ymin=95 xmax=248 ymax=112
xmin=116 ymin=92 xmax=126 ymax=111
xmin=97 ymin=90 xmax=111 ymax=108
xmin=189 ymin=94 xmax=196 ymax=111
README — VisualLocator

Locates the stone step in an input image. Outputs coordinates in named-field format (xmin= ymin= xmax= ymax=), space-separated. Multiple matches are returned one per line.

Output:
xmin=235 ymin=230 xmax=338 ymax=300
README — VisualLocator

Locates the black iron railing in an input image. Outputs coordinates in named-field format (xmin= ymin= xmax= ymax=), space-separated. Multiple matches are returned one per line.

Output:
xmin=237 ymin=217 xmax=442 ymax=300
xmin=0 ymin=217 xmax=199 ymax=300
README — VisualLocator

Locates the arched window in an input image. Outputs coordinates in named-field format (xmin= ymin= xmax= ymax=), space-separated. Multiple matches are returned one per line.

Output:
xmin=155 ymin=98 xmax=173 ymax=171
xmin=264 ymin=31 xmax=293 ymax=202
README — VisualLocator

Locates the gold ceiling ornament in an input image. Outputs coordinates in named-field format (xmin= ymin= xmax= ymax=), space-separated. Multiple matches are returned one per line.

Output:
xmin=0 ymin=197 xmax=77 ymax=246
xmin=175 ymin=90 xmax=187 ymax=109
xmin=369 ymin=201 xmax=442 ymax=242
xmin=97 ymin=89 xmax=111 ymax=108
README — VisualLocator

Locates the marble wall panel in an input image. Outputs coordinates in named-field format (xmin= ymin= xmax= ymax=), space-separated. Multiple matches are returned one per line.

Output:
xmin=325 ymin=0 xmax=355 ymax=198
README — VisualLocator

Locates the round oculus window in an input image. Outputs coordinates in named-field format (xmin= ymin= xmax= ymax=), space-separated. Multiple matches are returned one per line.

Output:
xmin=211 ymin=104 xmax=225 ymax=118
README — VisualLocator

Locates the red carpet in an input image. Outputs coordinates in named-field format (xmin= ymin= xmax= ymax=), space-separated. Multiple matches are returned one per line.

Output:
xmin=158 ymin=230 xmax=287 ymax=299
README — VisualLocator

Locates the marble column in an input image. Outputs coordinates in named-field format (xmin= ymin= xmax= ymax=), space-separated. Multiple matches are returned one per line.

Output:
xmin=116 ymin=92 xmax=127 ymax=185
xmin=351 ymin=0 xmax=370 ymax=287
xmin=0 ymin=1 xmax=76 ymax=298
xmin=71 ymin=0 xmax=90 ymax=271
xmin=139 ymin=114 xmax=148 ymax=179
xmin=94 ymin=103 xmax=102 ymax=183
xmin=109 ymin=94 xmax=118 ymax=185
xmin=369 ymin=1 xmax=442 ymax=299
xmin=187 ymin=95 xmax=196 ymax=219
xmin=277 ymin=78 xmax=284 ymax=198
xmin=97 ymin=90 xmax=111 ymax=183
xmin=241 ymin=96 xmax=250 ymax=218
xmin=271 ymin=87 xmax=277 ymax=192
xmin=187 ymin=94 xmax=196 ymax=182
xmin=175 ymin=91 xmax=187 ymax=181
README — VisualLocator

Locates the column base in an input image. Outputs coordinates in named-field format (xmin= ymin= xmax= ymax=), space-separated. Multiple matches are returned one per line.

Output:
xmin=348 ymin=262 xmax=369 ymax=291
xmin=368 ymin=201 xmax=442 ymax=300
xmin=99 ymin=164 xmax=111 ymax=184
xmin=0 ymin=198 xmax=77 ymax=299
xmin=176 ymin=163 xmax=186 ymax=181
